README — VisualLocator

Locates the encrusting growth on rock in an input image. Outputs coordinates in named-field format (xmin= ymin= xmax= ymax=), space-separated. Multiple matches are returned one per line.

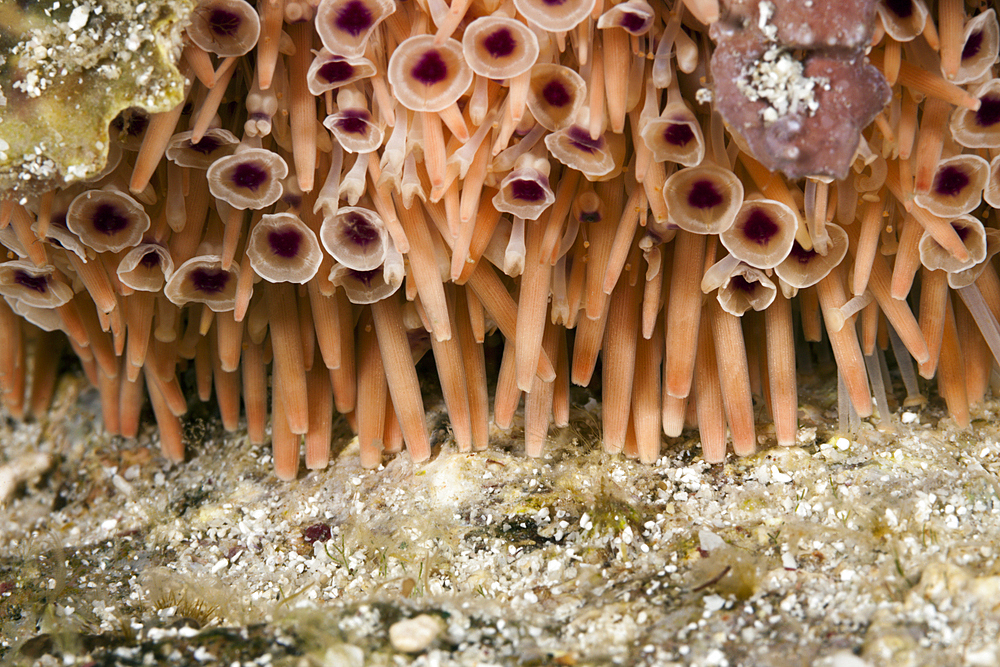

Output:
xmin=0 ymin=0 xmax=999 ymax=477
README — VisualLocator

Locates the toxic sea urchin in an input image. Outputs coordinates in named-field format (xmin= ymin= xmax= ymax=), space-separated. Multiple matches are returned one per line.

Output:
xmin=0 ymin=0 xmax=998 ymax=479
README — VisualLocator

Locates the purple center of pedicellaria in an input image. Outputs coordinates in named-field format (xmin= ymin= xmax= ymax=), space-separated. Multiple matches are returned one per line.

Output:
xmin=579 ymin=208 xmax=601 ymax=223
xmin=92 ymin=202 xmax=131 ymax=235
xmin=934 ymin=166 xmax=970 ymax=197
xmin=344 ymin=212 xmax=379 ymax=247
xmin=231 ymin=162 xmax=269 ymax=191
xmin=335 ymin=0 xmax=373 ymax=37
xmin=268 ymin=228 xmax=303 ymax=259
xmin=140 ymin=251 xmax=162 ymax=268
xmin=189 ymin=135 xmax=223 ymax=155
xmin=975 ymin=94 xmax=1000 ymax=127
xmin=542 ymin=0 xmax=567 ymax=6
xmin=687 ymin=180 xmax=724 ymax=210
xmin=511 ymin=179 xmax=545 ymax=202
xmin=567 ymin=126 xmax=602 ymax=154
xmin=191 ymin=268 xmax=231 ymax=294
xmin=663 ymin=122 xmax=695 ymax=147
xmin=350 ymin=268 xmax=380 ymax=286
xmin=483 ymin=28 xmax=517 ymax=59
xmin=542 ymin=80 xmax=571 ymax=108
xmin=208 ymin=8 xmax=242 ymax=37
xmin=336 ymin=110 xmax=370 ymax=135
xmin=14 ymin=270 xmax=47 ymax=293
xmin=884 ymin=0 xmax=913 ymax=19
xmin=411 ymin=51 xmax=449 ymax=86
xmin=953 ymin=223 xmax=972 ymax=242
xmin=788 ymin=241 xmax=817 ymax=264
xmin=620 ymin=11 xmax=647 ymax=33
xmin=318 ymin=59 xmax=355 ymax=84
xmin=742 ymin=209 xmax=779 ymax=245
xmin=729 ymin=274 xmax=754 ymax=294
xmin=962 ymin=30 xmax=984 ymax=61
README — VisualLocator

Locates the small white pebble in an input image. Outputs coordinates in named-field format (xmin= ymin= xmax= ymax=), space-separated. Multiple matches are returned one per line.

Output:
xmin=819 ymin=651 xmax=873 ymax=667
xmin=67 ymin=5 xmax=90 ymax=31
xmin=111 ymin=475 xmax=134 ymax=497
xmin=705 ymin=647 xmax=726 ymax=665
xmin=769 ymin=465 xmax=792 ymax=484
xmin=193 ymin=647 xmax=215 ymax=662
xmin=389 ymin=615 xmax=442 ymax=653
xmin=699 ymin=530 xmax=725 ymax=552
xmin=703 ymin=594 xmax=726 ymax=611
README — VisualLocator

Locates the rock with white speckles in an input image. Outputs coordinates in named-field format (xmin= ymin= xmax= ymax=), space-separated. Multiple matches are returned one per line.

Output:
xmin=720 ymin=0 xmax=879 ymax=50
xmin=710 ymin=1 xmax=889 ymax=179
xmin=0 ymin=0 xmax=193 ymax=196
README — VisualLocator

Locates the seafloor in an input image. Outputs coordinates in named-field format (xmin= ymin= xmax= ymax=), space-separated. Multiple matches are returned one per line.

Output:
xmin=1 ymin=361 xmax=1000 ymax=667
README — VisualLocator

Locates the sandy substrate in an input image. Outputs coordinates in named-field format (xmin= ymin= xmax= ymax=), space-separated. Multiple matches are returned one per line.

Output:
xmin=2 ymin=367 xmax=1000 ymax=667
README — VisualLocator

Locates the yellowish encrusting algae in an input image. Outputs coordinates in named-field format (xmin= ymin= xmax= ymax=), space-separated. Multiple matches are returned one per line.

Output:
xmin=0 ymin=0 xmax=192 ymax=195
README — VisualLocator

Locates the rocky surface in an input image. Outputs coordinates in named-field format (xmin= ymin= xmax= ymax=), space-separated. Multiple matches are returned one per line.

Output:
xmin=2 ymin=365 xmax=1000 ymax=666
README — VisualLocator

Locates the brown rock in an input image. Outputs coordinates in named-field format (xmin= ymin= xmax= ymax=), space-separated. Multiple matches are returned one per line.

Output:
xmin=709 ymin=1 xmax=890 ymax=179
xmin=719 ymin=0 xmax=879 ymax=50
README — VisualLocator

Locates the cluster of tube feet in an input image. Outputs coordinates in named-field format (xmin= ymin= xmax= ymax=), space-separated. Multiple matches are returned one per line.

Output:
xmin=0 ymin=0 xmax=999 ymax=479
